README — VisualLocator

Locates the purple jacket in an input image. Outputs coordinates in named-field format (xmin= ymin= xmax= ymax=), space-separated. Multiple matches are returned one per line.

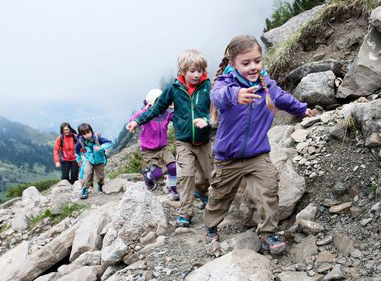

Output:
xmin=130 ymin=106 xmax=173 ymax=151
xmin=212 ymin=72 xmax=307 ymax=161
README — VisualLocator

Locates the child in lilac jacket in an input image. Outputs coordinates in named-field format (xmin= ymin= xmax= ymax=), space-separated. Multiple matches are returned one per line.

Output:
xmin=129 ymin=89 xmax=179 ymax=200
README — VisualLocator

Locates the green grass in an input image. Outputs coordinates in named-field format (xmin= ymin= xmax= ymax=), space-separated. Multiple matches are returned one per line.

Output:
xmin=30 ymin=203 xmax=87 ymax=227
xmin=0 ymin=224 xmax=10 ymax=234
xmin=6 ymin=179 xmax=60 ymax=200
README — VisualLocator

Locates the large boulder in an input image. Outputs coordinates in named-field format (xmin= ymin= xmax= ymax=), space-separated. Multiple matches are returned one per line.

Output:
xmin=11 ymin=213 xmax=30 ymax=231
xmin=286 ymin=60 xmax=343 ymax=86
xmin=370 ymin=6 xmax=381 ymax=34
xmin=101 ymin=182 xmax=168 ymax=266
xmin=56 ymin=266 xmax=100 ymax=281
xmin=261 ymin=5 xmax=324 ymax=48
xmin=185 ymin=249 xmax=272 ymax=281
xmin=70 ymin=210 xmax=111 ymax=262
xmin=293 ymin=70 xmax=337 ymax=109
xmin=59 ymin=251 xmax=102 ymax=277
xmin=49 ymin=182 xmax=77 ymax=215
xmin=337 ymin=28 xmax=381 ymax=99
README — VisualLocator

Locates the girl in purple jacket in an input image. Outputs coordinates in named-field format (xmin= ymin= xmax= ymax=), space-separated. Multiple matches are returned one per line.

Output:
xmin=130 ymin=89 xmax=179 ymax=200
xmin=203 ymin=35 xmax=313 ymax=254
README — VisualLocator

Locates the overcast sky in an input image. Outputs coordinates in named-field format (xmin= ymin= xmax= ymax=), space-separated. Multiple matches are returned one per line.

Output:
xmin=0 ymin=0 xmax=276 ymax=138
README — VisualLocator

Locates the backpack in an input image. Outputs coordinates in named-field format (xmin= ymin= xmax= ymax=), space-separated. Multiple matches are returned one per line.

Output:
xmin=77 ymin=133 xmax=105 ymax=156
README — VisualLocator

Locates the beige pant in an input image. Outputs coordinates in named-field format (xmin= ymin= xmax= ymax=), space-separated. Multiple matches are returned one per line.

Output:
xmin=83 ymin=162 xmax=105 ymax=189
xmin=141 ymin=146 xmax=175 ymax=169
xmin=204 ymin=153 xmax=279 ymax=235
xmin=176 ymin=141 xmax=211 ymax=218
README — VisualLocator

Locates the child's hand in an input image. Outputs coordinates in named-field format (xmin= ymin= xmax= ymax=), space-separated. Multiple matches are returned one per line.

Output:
xmin=78 ymin=162 xmax=82 ymax=167
xmin=304 ymin=108 xmax=314 ymax=117
xmin=94 ymin=146 xmax=101 ymax=151
xmin=237 ymin=86 xmax=261 ymax=105
xmin=193 ymin=118 xmax=208 ymax=129
xmin=126 ymin=121 xmax=138 ymax=133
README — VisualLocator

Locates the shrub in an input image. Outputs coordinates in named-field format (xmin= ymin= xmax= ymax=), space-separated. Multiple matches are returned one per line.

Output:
xmin=6 ymin=178 xmax=60 ymax=199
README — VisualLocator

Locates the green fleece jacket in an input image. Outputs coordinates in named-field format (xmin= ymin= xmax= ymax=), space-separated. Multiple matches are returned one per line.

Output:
xmin=135 ymin=79 xmax=211 ymax=143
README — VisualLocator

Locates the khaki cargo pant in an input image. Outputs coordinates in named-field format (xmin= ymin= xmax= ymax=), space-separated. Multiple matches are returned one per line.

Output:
xmin=141 ymin=146 xmax=175 ymax=169
xmin=176 ymin=140 xmax=211 ymax=218
xmin=83 ymin=162 xmax=105 ymax=189
xmin=204 ymin=153 xmax=279 ymax=235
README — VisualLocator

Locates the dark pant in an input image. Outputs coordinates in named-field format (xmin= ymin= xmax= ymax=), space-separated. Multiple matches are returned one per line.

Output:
xmin=61 ymin=161 xmax=79 ymax=184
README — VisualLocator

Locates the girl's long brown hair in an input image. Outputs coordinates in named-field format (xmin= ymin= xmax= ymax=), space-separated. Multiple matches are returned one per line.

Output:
xmin=210 ymin=35 xmax=274 ymax=126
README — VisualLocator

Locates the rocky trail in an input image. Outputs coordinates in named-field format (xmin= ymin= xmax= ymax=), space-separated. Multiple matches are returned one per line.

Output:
xmin=2 ymin=2 xmax=381 ymax=281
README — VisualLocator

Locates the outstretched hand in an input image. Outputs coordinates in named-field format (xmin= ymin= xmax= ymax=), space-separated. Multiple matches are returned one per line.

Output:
xmin=237 ymin=86 xmax=261 ymax=105
xmin=304 ymin=108 xmax=314 ymax=117
xmin=126 ymin=121 xmax=138 ymax=133
xmin=193 ymin=118 xmax=208 ymax=129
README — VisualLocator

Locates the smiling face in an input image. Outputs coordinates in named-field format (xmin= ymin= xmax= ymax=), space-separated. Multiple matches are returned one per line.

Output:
xmin=183 ymin=63 xmax=203 ymax=86
xmin=83 ymin=131 xmax=92 ymax=140
xmin=62 ymin=126 xmax=70 ymax=136
xmin=231 ymin=45 xmax=262 ymax=82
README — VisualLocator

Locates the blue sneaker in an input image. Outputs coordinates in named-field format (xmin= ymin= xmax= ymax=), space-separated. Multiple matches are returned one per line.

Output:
xmin=194 ymin=191 xmax=208 ymax=204
xmin=176 ymin=216 xmax=191 ymax=227
xmin=262 ymin=235 xmax=286 ymax=255
xmin=98 ymin=184 xmax=103 ymax=192
xmin=80 ymin=188 xmax=89 ymax=199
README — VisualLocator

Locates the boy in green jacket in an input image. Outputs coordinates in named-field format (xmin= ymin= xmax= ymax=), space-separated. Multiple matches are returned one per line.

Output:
xmin=127 ymin=49 xmax=211 ymax=227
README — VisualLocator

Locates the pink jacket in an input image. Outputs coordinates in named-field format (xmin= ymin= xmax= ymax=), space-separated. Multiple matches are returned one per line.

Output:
xmin=130 ymin=106 xmax=173 ymax=150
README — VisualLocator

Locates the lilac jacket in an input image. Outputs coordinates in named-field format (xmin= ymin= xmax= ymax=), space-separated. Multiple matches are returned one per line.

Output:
xmin=130 ymin=106 xmax=173 ymax=151
xmin=212 ymin=72 xmax=307 ymax=161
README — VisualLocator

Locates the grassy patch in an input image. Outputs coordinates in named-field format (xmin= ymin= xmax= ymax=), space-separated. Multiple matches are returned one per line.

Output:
xmin=30 ymin=203 xmax=87 ymax=227
xmin=6 ymin=179 xmax=60 ymax=200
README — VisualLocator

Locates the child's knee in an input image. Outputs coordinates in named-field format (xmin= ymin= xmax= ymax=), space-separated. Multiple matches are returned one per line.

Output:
xmin=150 ymin=165 xmax=163 ymax=180
xmin=166 ymin=162 xmax=176 ymax=176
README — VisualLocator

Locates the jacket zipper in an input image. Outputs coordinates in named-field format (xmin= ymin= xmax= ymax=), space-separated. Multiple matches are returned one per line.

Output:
xmin=178 ymin=86 xmax=196 ymax=143
xmin=241 ymin=105 xmax=253 ymax=157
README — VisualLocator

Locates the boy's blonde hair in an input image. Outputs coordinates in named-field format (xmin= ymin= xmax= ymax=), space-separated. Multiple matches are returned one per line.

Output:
xmin=177 ymin=49 xmax=207 ymax=75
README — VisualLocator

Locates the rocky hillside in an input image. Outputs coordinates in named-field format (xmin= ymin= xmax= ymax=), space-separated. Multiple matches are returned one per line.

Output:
xmin=1 ymin=1 xmax=381 ymax=281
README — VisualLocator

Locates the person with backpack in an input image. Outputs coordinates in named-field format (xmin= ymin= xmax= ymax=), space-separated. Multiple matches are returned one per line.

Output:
xmin=53 ymin=122 xmax=79 ymax=184
xmin=75 ymin=123 xmax=112 ymax=199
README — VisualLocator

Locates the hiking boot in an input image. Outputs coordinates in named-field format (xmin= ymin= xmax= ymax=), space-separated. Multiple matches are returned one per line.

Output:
xmin=176 ymin=216 xmax=191 ymax=227
xmin=142 ymin=168 xmax=156 ymax=191
xmin=206 ymin=226 xmax=219 ymax=243
xmin=80 ymin=188 xmax=89 ymax=199
xmin=262 ymin=235 xmax=286 ymax=255
xmin=194 ymin=191 xmax=208 ymax=204
xmin=168 ymin=186 xmax=180 ymax=201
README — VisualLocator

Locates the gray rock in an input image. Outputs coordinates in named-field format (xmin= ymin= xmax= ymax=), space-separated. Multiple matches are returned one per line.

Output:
xmin=0 ymin=241 xmax=30 ymax=281
xmin=329 ymin=202 xmax=352 ymax=214
xmin=370 ymin=7 xmax=381 ymax=34
xmin=301 ymin=116 xmax=322 ymax=128
xmin=337 ymin=28 xmax=381 ymax=99
xmin=70 ymin=210 xmax=110 ymax=262
xmin=316 ymin=235 xmax=333 ymax=246
xmin=297 ymin=219 xmax=324 ymax=235
xmin=277 ymin=271 xmax=322 ymax=281
xmin=333 ymin=232 xmax=355 ymax=256
xmin=290 ymin=235 xmax=318 ymax=263
xmin=334 ymin=182 xmax=347 ymax=196
xmin=226 ymin=230 xmax=262 ymax=253
xmin=2 ymin=224 xmax=78 ymax=281
xmin=296 ymin=203 xmax=318 ymax=222
xmin=56 ymin=266 xmax=99 ymax=281
xmin=291 ymin=129 xmax=310 ymax=143
xmin=22 ymin=186 xmax=44 ymax=207
xmin=360 ymin=217 xmax=372 ymax=226
xmin=293 ymin=71 xmax=337 ymax=109
xmin=323 ymin=265 xmax=346 ymax=280
xmin=34 ymin=273 xmax=58 ymax=281
xmin=103 ymin=178 xmax=134 ymax=194
xmin=185 ymin=249 xmax=272 ymax=281
xmin=11 ymin=214 xmax=30 ymax=231
xmin=100 ymin=265 xmax=125 ymax=281
xmin=58 ymin=251 xmax=101 ymax=277
xmin=287 ymin=60 xmax=343 ymax=86
xmin=101 ymin=182 xmax=167 ymax=266
xmin=261 ymin=5 xmax=324 ymax=48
